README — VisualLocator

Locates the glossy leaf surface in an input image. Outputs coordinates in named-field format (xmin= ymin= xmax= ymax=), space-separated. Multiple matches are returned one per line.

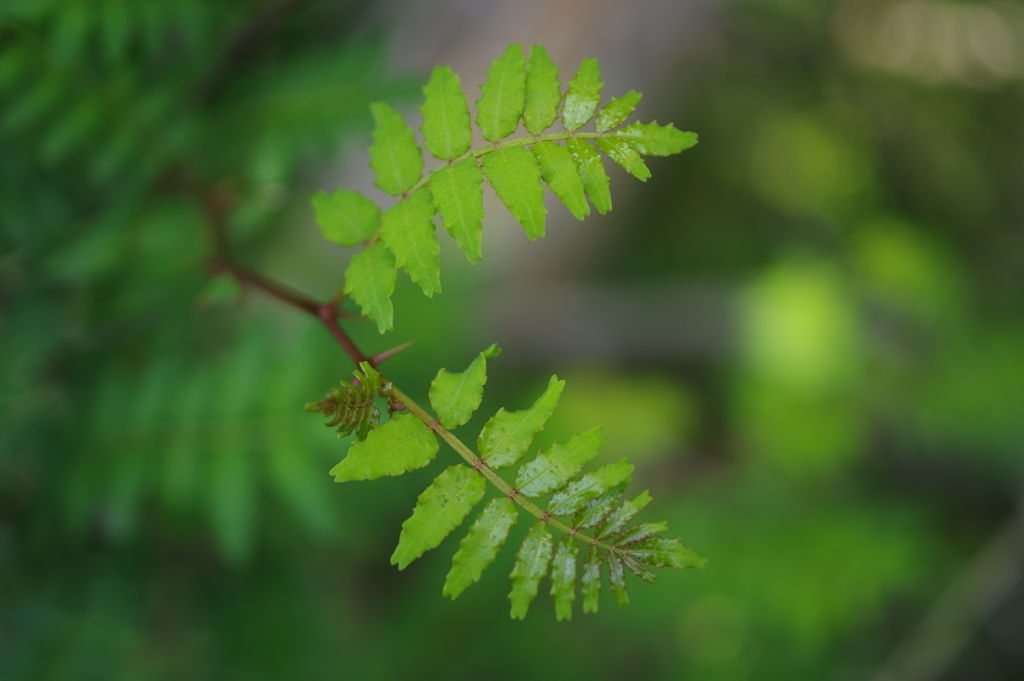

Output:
xmin=562 ymin=58 xmax=603 ymax=132
xmin=444 ymin=497 xmax=517 ymax=599
xmin=550 ymin=536 xmax=578 ymax=621
xmin=596 ymin=137 xmax=651 ymax=181
xmin=329 ymin=412 xmax=438 ymax=482
xmin=478 ymin=375 xmax=564 ymax=470
xmin=595 ymin=90 xmax=642 ymax=133
xmin=566 ymin=138 xmax=612 ymax=214
xmin=597 ymin=490 xmax=652 ymax=540
xmin=581 ymin=546 xmax=602 ymax=613
xmin=508 ymin=521 xmax=553 ymax=619
xmin=615 ymin=120 xmax=698 ymax=156
xmin=391 ymin=464 xmax=486 ymax=570
xmin=547 ymin=459 xmax=634 ymax=516
xmin=533 ymin=140 xmax=589 ymax=220
xmin=515 ymin=426 xmax=604 ymax=498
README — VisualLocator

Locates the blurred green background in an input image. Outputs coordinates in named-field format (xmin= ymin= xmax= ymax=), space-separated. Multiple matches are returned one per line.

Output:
xmin=2 ymin=0 xmax=1023 ymax=679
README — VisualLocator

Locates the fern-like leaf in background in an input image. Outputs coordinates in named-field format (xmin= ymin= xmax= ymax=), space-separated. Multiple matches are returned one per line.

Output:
xmin=309 ymin=44 xmax=704 ymax=618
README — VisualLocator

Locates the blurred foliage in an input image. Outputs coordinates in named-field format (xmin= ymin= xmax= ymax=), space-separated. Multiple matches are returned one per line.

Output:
xmin=2 ymin=0 xmax=1023 ymax=679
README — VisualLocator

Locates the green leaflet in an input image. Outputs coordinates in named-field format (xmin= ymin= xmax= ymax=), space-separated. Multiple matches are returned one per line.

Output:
xmin=311 ymin=188 xmax=379 ymax=248
xmin=444 ymin=497 xmax=518 ymax=599
xmin=523 ymin=44 xmax=561 ymax=135
xmin=597 ymin=490 xmax=652 ymax=540
xmin=614 ymin=120 xmax=698 ymax=156
xmin=547 ymin=459 xmax=634 ymax=516
xmin=614 ymin=521 xmax=668 ymax=548
xmin=343 ymin=241 xmax=396 ymax=333
xmin=596 ymin=137 xmax=651 ymax=181
xmin=608 ymin=554 xmax=629 ymax=606
xmin=624 ymin=536 xmax=707 ymax=570
xmin=478 ymin=375 xmax=564 ymax=470
xmin=476 ymin=43 xmax=526 ymax=143
xmin=595 ymin=90 xmax=642 ymax=133
xmin=532 ymin=141 xmax=589 ymax=221
xmin=420 ymin=65 xmax=472 ymax=161
xmin=429 ymin=343 xmax=501 ymax=429
xmin=515 ymin=426 xmax=605 ymax=498
xmin=330 ymin=412 xmax=438 ymax=482
xmin=369 ymin=101 xmax=423 ymax=196
xmin=550 ymin=536 xmax=578 ymax=621
xmin=562 ymin=58 xmax=603 ymax=132
xmin=391 ymin=464 xmax=486 ymax=570
xmin=481 ymin=146 xmax=547 ymax=240
xmin=566 ymin=138 xmax=612 ymax=214
xmin=380 ymin=186 xmax=441 ymax=297
xmin=581 ymin=545 xmax=602 ymax=613
xmin=430 ymin=158 xmax=485 ymax=263
xmin=573 ymin=483 xmax=629 ymax=531
xmin=508 ymin=521 xmax=553 ymax=619
xmin=622 ymin=554 xmax=657 ymax=584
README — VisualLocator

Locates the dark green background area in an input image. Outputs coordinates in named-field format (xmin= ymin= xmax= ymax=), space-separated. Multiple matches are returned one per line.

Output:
xmin=2 ymin=1 xmax=1022 ymax=679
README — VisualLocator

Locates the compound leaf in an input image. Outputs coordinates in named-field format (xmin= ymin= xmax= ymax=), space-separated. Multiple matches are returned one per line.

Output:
xmin=614 ymin=120 xmax=698 ymax=156
xmin=343 ymin=241 xmax=396 ymax=333
xmin=330 ymin=412 xmax=438 ymax=482
xmin=369 ymin=101 xmax=423 ymax=196
xmin=444 ymin=497 xmax=518 ymax=599
xmin=595 ymin=90 xmax=642 ymax=133
xmin=391 ymin=464 xmax=486 ymax=570
xmin=566 ymin=138 xmax=612 ymax=214
xmin=596 ymin=137 xmax=651 ymax=181
xmin=562 ymin=58 xmax=603 ymax=132
xmin=550 ymin=536 xmax=578 ymax=621
xmin=523 ymin=44 xmax=561 ymax=135
xmin=597 ymin=490 xmax=652 ymax=540
xmin=476 ymin=43 xmax=526 ymax=143
xmin=430 ymin=157 xmax=485 ymax=263
xmin=547 ymin=459 xmax=634 ymax=516
xmin=421 ymin=65 xmax=472 ymax=160
xmin=516 ymin=426 xmax=605 ymax=498
xmin=478 ymin=375 xmax=564 ymax=470
xmin=509 ymin=521 xmax=554 ymax=619
xmin=581 ymin=545 xmax=602 ymax=613
xmin=481 ymin=145 xmax=547 ymax=240
xmin=380 ymin=186 xmax=441 ymax=297
xmin=429 ymin=344 xmax=501 ymax=429
xmin=532 ymin=141 xmax=589 ymax=220
xmin=312 ymin=188 xmax=379 ymax=247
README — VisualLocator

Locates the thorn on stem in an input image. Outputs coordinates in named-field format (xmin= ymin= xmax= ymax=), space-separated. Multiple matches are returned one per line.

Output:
xmin=371 ymin=339 xmax=419 ymax=367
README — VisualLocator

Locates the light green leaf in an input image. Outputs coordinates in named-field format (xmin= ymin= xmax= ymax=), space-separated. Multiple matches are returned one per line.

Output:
xmin=421 ymin=65 xmax=472 ymax=160
xmin=573 ymin=482 xmax=628 ymax=531
xmin=516 ymin=427 xmax=605 ymax=498
xmin=581 ymin=545 xmax=602 ymax=613
xmin=391 ymin=464 xmax=486 ymax=570
xmin=625 ymin=536 xmax=707 ymax=570
xmin=597 ymin=491 xmax=652 ymax=540
xmin=614 ymin=120 xmax=698 ymax=156
xmin=608 ymin=553 xmax=629 ymax=606
xmin=343 ymin=241 xmax=396 ymax=333
xmin=369 ymin=101 xmax=423 ymax=196
xmin=532 ymin=141 xmax=589 ymax=220
xmin=430 ymin=158 xmax=485 ymax=263
xmin=523 ymin=44 xmax=561 ymax=135
xmin=547 ymin=459 xmax=635 ymax=516
xmin=429 ymin=344 xmax=501 ymax=429
xmin=380 ymin=186 xmax=440 ymax=297
xmin=596 ymin=137 xmax=651 ymax=181
xmin=478 ymin=375 xmax=564 ymax=470
xmin=330 ymin=412 xmax=438 ymax=482
xmin=562 ymin=58 xmax=603 ymax=132
xmin=312 ymin=188 xmax=380 ymax=248
xmin=509 ymin=521 xmax=554 ymax=619
xmin=595 ymin=90 xmax=642 ymax=133
xmin=550 ymin=536 xmax=578 ymax=621
xmin=614 ymin=521 xmax=668 ymax=547
xmin=443 ymin=497 xmax=518 ymax=599
xmin=476 ymin=43 xmax=526 ymax=143
xmin=481 ymin=146 xmax=547 ymax=240
xmin=566 ymin=138 xmax=612 ymax=214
